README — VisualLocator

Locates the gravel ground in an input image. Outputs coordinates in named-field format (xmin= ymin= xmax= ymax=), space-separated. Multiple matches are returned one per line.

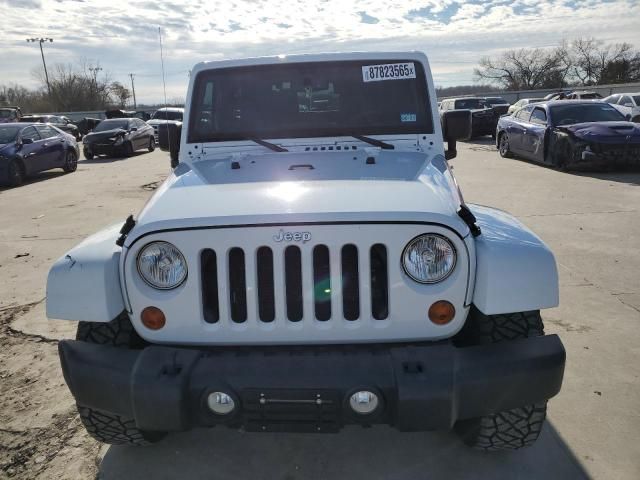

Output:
xmin=0 ymin=141 xmax=638 ymax=479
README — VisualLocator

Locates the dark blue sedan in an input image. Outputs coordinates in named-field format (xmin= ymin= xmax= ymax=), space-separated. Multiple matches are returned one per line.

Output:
xmin=0 ymin=123 xmax=79 ymax=187
xmin=496 ymin=100 xmax=640 ymax=169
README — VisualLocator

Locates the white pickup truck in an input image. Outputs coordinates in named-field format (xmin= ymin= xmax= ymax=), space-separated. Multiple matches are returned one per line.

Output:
xmin=47 ymin=52 xmax=565 ymax=451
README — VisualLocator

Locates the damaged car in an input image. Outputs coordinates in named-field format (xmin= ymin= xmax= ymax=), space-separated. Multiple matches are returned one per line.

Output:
xmin=82 ymin=118 xmax=155 ymax=159
xmin=496 ymin=100 xmax=640 ymax=169
xmin=440 ymin=97 xmax=496 ymax=138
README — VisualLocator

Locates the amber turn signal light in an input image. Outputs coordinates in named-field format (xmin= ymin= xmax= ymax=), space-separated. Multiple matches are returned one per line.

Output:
xmin=141 ymin=306 xmax=166 ymax=330
xmin=428 ymin=301 xmax=455 ymax=325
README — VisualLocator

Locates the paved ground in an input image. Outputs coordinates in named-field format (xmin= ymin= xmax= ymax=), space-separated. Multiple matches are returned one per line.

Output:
xmin=0 ymin=141 xmax=638 ymax=479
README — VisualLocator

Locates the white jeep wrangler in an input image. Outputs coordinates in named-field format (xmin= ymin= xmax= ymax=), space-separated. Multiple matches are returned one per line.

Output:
xmin=47 ymin=52 xmax=565 ymax=450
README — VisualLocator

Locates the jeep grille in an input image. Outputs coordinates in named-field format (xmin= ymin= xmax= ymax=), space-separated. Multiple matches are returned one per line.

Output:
xmin=200 ymin=244 xmax=389 ymax=324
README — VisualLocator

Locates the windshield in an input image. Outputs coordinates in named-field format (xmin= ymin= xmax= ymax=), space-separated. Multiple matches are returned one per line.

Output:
xmin=0 ymin=110 xmax=15 ymax=119
xmin=94 ymin=119 xmax=129 ymax=132
xmin=454 ymin=99 xmax=486 ymax=109
xmin=485 ymin=97 xmax=507 ymax=104
xmin=579 ymin=92 xmax=602 ymax=99
xmin=633 ymin=96 xmax=640 ymax=105
xmin=0 ymin=125 xmax=20 ymax=143
xmin=551 ymin=103 xmax=625 ymax=125
xmin=152 ymin=110 xmax=183 ymax=121
xmin=188 ymin=60 xmax=432 ymax=142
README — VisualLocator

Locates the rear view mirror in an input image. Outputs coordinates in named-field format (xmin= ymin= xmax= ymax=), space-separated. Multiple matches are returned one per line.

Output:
xmin=441 ymin=110 xmax=472 ymax=160
xmin=157 ymin=122 xmax=182 ymax=168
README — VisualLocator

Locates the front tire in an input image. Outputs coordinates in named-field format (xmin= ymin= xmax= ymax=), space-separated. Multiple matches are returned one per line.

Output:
xmin=63 ymin=150 xmax=78 ymax=173
xmin=148 ymin=137 xmax=155 ymax=152
xmin=124 ymin=141 xmax=134 ymax=157
xmin=498 ymin=133 xmax=512 ymax=158
xmin=5 ymin=159 xmax=25 ymax=187
xmin=454 ymin=308 xmax=548 ymax=451
xmin=75 ymin=314 xmax=164 ymax=445
xmin=83 ymin=148 xmax=94 ymax=160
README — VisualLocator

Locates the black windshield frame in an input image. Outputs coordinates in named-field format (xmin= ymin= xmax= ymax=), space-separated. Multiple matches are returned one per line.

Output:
xmin=188 ymin=60 xmax=433 ymax=143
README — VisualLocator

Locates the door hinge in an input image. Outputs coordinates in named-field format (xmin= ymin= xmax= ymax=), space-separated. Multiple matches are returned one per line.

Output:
xmin=115 ymin=215 xmax=136 ymax=247
xmin=458 ymin=204 xmax=481 ymax=237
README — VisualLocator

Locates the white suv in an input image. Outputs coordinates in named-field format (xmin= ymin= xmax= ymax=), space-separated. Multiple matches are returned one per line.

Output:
xmin=47 ymin=52 xmax=565 ymax=451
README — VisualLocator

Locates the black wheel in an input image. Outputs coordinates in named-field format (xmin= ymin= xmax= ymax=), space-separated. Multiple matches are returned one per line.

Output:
xmin=63 ymin=150 xmax=78 ymax=173
xmin=498 ymin=132 xmax=512 ymax=158
xmin=454 ymin=308 xmax=548 ymax=451
xmin=148 ymin=137 xmax=155 ymax=152
xmin=75 ymin=313 xmax=164 ymax=445
xmin=5 ymin=159 xmax=25 ymax=187
xmin=553 ymin=140 xmax=573 ymax=170
xmin=124 ymin=141 xmax=134 ymax=157
xmin=83 ymin=148 xmax=94 ymax=160
xmin=78 ymin=406 xmax=165 ymax=446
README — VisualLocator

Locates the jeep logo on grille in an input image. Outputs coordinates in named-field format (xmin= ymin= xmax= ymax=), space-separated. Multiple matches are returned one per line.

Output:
xmin=273 ymin=229 xmax=312 ymax=243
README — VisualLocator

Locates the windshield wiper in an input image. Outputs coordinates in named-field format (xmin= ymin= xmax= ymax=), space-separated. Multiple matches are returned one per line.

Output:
xmin=352 ymin=135 xmax=395 ymax=150
xmin=246 ymin=137 xmax=288 ymax=152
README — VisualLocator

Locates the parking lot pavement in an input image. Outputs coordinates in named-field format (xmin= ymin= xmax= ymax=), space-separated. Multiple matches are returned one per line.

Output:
xmin=1 ymin=143 xmax=639 ymax=479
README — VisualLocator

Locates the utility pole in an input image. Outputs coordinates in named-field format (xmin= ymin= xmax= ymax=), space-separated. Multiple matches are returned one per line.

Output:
xmin=26 ymin=37 xmax=53 ymax=99
xmin=129 ymin=73 xmax=137 ymax=110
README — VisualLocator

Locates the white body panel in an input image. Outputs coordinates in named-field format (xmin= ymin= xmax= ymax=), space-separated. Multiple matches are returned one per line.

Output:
xmin=470 ymin=205 xmax=559 ymax=315
xmin=45 ymin=51 xmax=560 ymax=347
xmin=123 ymin=223 xmax=471 ymax=345
xmin=46 ymin=224 xmax=124 ymax=322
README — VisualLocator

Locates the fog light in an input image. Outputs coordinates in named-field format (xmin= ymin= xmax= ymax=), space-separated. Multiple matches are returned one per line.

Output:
xmin=207 ymin=392 xmax=235 ymax=415
xmin=428 ymin=300 xmax=455 ymax=325
xmin=141 ymin=306 xmax=166 ymax=330
xmin=349 ymin=391 xmax=379 ymax=415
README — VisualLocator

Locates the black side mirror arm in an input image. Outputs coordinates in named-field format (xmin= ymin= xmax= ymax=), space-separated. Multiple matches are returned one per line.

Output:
xmin=444 ymin=139 xmax=457 ymax=160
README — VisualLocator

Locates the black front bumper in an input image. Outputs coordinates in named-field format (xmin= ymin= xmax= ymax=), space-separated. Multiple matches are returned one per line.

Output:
xmin=59 ymin=335 xmax=565 ymax=433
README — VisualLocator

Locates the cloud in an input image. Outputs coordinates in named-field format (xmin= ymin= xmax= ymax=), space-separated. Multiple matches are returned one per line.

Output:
xmin=1 ymin=0 xmax=639 ymax=103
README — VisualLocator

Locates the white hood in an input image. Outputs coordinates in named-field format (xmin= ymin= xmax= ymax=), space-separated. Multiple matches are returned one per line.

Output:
xmin=127 ymin=151 xmax=469 ymax=243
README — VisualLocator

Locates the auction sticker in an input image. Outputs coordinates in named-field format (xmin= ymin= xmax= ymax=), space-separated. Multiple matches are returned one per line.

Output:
xmin=362 ymin=63 xmax=416 ymax=82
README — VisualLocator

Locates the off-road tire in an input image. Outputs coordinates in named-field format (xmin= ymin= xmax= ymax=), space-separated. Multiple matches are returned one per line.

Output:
xmin=498 ymin=132 xmax=512 ymax=158
xmin=77 ymin=406 xmax=165 ymax=446
xmin=6 ymin=159 xmax=25 ymax=187
xmin=75 ymin=313 xmax=163 ymax=445
xmin=63 ymin=150 xmax=78 ymax=173
xmin=455 ymin=403 xmax=547 ymax=451
xmin=454 ymin=308 xmax=548 ymax=451
xmin=76 ymin=311 xmax=146 ymax=348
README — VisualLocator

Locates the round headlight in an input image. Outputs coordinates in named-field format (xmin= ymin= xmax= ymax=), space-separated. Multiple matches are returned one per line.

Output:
xmin=402 ymin=234 xmax=456 ymax=284
xmin=137 ymin=241 xmax=187 ymax=289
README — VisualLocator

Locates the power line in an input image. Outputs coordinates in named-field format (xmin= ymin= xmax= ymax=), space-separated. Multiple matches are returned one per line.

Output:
xmin=26 ymin=37 xmax=53 ymax=98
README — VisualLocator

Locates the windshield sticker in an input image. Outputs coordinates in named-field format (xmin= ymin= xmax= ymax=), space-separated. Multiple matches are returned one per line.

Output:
xmin=400 ymin=113 xmax=417 ymax=122
xmin=362 ymin=63 xmax=416 ymax=82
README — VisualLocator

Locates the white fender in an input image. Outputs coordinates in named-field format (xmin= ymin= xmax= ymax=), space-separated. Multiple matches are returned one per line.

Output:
xmin=470 ymin=205 xmax=559 ymax=315
xmin=46 ymin=223 xmax=124 ymax=322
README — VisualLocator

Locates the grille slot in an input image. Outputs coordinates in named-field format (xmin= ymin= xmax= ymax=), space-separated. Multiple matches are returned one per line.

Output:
xmin=341 ymin=244 xmax=360 ymax=320
xmin=313 ymin=245 xmax=331 ymax=321
xmin=370 ymin=244 xmax=389 ymax=320
xmin=256 ymin=247 xmax=275 ymax=322
xmin=201 ymin=249 xmax=219 ymax=323
xmin=200 ymin=241 xmax=392 ymax=324
xmin=228 ymin=247 xmax=247 ymax=323
xmin=285 ymin=246 xmax=303 ymax=322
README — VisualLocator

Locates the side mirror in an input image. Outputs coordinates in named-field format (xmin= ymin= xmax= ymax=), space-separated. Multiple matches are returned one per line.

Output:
xmin=441 ymin=110 xmax=472 ymax=160
xmin=130 ymin=127 xmax=138 ymax=132
xmin=21 ymin=137 xmax=34 ymax=145
xmin=623 ymin=102 xmax=633 ymax=107
xmin=157 ymin=122 xmax=182 ymax=168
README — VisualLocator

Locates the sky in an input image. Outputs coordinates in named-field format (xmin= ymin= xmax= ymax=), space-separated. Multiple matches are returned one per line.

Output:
xmin=1 ymin=0 xmax=640 ymax=104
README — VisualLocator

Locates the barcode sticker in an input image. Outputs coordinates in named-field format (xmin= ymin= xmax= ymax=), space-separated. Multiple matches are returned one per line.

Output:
xmin=362 ymin=63 xmax=416 ymax=82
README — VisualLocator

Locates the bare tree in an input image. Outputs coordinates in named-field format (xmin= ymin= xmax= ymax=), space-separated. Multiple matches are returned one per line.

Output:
xmin=570 ymin=38 xmax=639 ymax=85
xmin=110 ymin=81 xmax=131 ymax=108
xmin=474 ymin=47 xmax=564 ymax=90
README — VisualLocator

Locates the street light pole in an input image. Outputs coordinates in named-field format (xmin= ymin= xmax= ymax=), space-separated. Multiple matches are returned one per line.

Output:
xmin=26 ymin=38 xmax=53 ymax=98
xmin=129 ymin=73 xmax=137 ymax=110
